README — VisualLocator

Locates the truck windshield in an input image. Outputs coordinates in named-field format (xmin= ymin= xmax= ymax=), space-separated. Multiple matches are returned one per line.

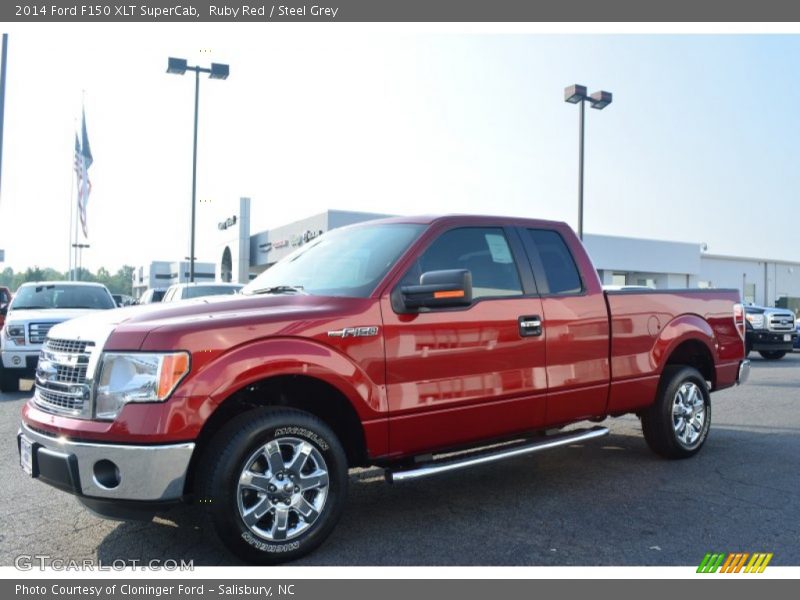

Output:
xmin=243 ymin=223 xmax=424 ymax=298
xmin=10 ymin=285 xmax=115 ymax=310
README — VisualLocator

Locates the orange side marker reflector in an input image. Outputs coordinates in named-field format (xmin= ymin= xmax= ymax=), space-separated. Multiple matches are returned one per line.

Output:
xmin=434 ymin=290 xmax=465 ymax=299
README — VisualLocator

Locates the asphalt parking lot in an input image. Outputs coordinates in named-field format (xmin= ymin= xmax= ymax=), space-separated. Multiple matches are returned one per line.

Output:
xmin=1 ymin=353 xmax=798 ymax=567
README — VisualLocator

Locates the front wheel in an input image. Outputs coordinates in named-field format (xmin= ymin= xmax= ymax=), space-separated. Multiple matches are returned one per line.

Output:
xmin=641 ymin=366 xmax=711 ymax=459
xmin=198 ymin=407 xmax=348 ymax=564
xmin=759 ymin=350 xmax=786 ymax=360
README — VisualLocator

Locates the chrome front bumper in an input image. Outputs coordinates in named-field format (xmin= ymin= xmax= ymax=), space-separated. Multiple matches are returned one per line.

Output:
xmin=737 ymin=359 xmax=751 ymax=385
xmin=18 ymin=422 xmax=194 ymax=501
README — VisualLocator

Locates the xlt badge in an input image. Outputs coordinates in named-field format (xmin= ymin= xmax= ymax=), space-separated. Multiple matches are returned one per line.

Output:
xmin=327 ymin=326 xmax=379 ymax=338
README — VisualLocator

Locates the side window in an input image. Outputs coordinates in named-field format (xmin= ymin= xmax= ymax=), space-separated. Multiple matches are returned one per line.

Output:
xmin=526 ymin=229 xmax=583 ymax=295
xmin=402 ymin=227 xmax=523 ymax=300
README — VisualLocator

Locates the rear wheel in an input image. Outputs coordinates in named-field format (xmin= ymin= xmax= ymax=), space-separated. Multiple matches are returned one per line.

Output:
xmin=642 ymin=366 xmax=711 ymax=459
xmin=198 ymin=407 xmax=348 ymax=564
xmin=759 ymin=350 xmax=786 ymax=360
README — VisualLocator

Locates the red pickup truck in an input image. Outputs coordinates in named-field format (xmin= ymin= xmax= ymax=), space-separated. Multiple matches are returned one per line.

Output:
xmin=17 ymin=215 xmax=749 ymax=563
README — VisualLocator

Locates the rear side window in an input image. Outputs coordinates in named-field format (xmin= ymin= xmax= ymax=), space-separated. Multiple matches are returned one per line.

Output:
xmin=526 ymin=229 xmax=583 ymax=295
xmin=401 ymin=227 xmax=523 ymax=300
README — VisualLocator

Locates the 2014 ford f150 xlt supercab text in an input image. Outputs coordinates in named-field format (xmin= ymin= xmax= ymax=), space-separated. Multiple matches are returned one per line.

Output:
xmin=17 ymin=215 xmax=749 ymax=563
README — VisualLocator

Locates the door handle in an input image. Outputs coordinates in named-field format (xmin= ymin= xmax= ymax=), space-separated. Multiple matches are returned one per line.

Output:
xmin=518 ymin=315 xmax=543 ymax=337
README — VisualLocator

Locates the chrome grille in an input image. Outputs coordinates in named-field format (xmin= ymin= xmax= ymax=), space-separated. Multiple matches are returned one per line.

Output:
xmin=35 ymin=388 xmax=86 ymax=413
xmin=34 ymin=337 xmax=95 ymax=418
xmin=29 ymin=322 xmax=58 ymax=344
xmin=45 ymin=338 xmax=90 ymax=354
xmin=768 ymin=314 xmax=795 ymax=332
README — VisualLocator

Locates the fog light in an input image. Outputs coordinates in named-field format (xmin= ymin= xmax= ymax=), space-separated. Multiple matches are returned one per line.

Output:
xmin=12 ymin=356 xmax=21 ymax=366
xmin=93 ymin=460 xmax=121 ymax=489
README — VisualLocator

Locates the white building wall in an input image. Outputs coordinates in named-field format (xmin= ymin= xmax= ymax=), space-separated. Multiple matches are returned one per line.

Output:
xmin=699 ymin=255 xmax=800 ymax=306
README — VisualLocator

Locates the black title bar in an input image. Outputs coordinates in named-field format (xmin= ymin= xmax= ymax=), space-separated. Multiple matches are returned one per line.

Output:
xmin=4 ymin=0 xmax=800 ymax=22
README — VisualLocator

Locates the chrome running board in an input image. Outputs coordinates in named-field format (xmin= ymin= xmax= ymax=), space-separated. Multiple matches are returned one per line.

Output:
xmin=385 ymin=426 xmax=609 ymax=483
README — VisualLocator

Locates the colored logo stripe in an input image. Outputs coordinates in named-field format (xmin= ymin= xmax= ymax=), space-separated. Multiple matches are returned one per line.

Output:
xmin=697 ymin=552 xmax=772 ymax=573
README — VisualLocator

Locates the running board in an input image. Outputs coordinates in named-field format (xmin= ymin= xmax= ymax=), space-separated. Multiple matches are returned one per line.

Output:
xmin=385 ymin=426 xmax=609 ymax=483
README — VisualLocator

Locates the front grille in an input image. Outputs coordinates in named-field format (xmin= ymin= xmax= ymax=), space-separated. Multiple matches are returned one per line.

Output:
xmin=33 ymin=337 xmax=95 ymax=418
xmin=768 ymin=314 xmax=795 ymax=332
xmin=45 ymin=338 xmax=89 ymax=354
xmin=35 ymin=388 xmax=87 ymax=413
xmin=29 ymin=322 xmax=58 ymax=345
xmin=55 ymin=364 xmax=88 ymax=384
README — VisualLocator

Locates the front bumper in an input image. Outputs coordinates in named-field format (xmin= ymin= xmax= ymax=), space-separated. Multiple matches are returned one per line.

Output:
xmin=17 ymin=422 xmax=194 ymax=502
xmin=1 ymin=350 xmax=38 ymax=374
xmin=746 ymin=330 xmax=797 ymax=352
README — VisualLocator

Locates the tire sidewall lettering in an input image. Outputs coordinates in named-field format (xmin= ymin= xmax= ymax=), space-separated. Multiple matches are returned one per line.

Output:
xmin=274 ymin=426 xmax=330 ymax=451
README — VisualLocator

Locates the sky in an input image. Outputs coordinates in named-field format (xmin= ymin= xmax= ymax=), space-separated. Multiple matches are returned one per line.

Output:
xmin=0 ymin=27 xmax=799 ymax=273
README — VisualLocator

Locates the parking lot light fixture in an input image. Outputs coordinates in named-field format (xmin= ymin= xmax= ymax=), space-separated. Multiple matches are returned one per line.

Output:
xmin=166 ymin=57 xmax=188 ymax=75
xmin=564 ymin=84 xmax=587 ymax=104
xmin=209 ymin=63 xmax=230 ymax=80
xmin=564 ymin=83 xmax=613 ymax=240
xmin=166 ymin=57 xmax=230 ymax=283
xmin=589 ymin=90 xmax=613 ymax=110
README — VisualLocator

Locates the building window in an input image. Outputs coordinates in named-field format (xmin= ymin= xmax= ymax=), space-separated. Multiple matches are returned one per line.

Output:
xmin=744 ymin=283 xmax=756 ymax=304
xmin=612 ymin=273 xmax=627 ymax=286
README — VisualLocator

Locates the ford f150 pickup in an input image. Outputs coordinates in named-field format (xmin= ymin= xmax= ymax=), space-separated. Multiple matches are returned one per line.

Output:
xmin=2 ymin=281 xmax=117 ymax=392
xmin=743 ymin=304 xmax=797 ymax=360
xmin=17 ymin=215 xmax=749 ymax=563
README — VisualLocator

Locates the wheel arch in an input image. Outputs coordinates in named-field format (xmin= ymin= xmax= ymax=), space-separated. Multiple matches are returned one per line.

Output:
xmin=654 ymin=314 xmax=717 ymax=389
xmin=184 ymin=373 xmax=370 ymax=497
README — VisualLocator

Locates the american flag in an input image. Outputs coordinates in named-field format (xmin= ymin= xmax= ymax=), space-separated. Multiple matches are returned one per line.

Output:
xmin=74 ymin=109 xmax=93 ymax=238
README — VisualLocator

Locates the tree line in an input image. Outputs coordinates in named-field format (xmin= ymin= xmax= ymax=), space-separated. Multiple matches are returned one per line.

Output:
xmin=0 ymin=266 xmax=134 ymax=295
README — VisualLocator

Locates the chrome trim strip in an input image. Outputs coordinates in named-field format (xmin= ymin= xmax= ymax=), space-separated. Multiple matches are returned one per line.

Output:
xmin=387 ymin=426 xmax=609 ymax=483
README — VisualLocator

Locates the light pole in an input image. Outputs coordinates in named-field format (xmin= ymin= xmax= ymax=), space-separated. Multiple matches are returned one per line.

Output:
xmin=166 ymin=57 xmax=229 ymax=283
xmin=71 ymin=243 xmax=90 ymax=280
xmin=564 ymin=84 xmax=613 ymax=240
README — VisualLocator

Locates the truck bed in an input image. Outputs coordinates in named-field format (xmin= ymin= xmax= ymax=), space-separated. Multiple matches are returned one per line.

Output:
xmin=604 ymin=288 xmax=743 ymax=414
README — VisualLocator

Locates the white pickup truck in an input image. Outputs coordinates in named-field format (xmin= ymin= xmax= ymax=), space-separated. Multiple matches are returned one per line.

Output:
xmin=0 ymin=281 xmax=116 ymax=392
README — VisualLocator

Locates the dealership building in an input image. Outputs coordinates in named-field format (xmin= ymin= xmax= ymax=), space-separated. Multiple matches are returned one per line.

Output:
xmin=135 ymin=197 xmax=800 ymax=312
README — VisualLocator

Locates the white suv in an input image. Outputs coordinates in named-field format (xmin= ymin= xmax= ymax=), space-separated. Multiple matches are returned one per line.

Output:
xmin=0 ymin=281 xmax=116 ymax=392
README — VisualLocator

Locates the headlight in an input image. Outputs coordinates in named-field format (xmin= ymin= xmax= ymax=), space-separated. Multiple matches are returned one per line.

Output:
xmin=94 ymin=352 xmax=190 ymax=420
xmin=745 ymin=313 xmax=764 ymax=329
xmin=3 ymin=323 xmax=25 ymax=345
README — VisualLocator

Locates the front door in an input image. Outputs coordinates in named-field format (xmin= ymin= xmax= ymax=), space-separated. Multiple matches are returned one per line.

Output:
xmin=381 ymin=226 xmax=548 ymax=457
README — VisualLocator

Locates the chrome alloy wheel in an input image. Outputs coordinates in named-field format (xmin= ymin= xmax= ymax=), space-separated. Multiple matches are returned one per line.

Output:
xmin=236 ymin=437 xmax=330 ymax=541
xmin=671 ymin=382 xmax=706 ymax=447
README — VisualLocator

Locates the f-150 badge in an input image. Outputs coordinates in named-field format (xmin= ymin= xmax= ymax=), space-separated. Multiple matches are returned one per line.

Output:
xmin=327 ymin=326 xmax=379 ymax=338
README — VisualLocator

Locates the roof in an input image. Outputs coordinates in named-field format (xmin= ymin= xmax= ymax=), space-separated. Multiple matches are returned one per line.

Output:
xmin=341 ymin=214 xmax=569 ymax=229
xmin=17 ymin=280 xmax=108 ymax=288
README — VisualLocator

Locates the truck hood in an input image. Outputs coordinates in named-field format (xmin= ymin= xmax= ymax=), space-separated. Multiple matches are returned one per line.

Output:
xmin=47 ymin=293 xmax=375 ymax=351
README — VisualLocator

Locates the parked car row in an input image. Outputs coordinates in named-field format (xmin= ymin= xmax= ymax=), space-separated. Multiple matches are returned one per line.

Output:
xmin=0 ymin=280 xmax=245 ymax=392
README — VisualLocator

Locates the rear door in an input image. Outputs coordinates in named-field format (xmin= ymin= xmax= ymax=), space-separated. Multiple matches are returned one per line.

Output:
xmin=518 ymin=227 xmax=610 ymax=424
xmin=381 ymin=225 xmax=548 ymax=456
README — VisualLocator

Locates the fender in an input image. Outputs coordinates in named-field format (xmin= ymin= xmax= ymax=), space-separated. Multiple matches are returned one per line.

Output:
xmin=177 ymin=336 xmax=386 ymax=421
xmin=652 ymin=314 xmax=718 ymax=373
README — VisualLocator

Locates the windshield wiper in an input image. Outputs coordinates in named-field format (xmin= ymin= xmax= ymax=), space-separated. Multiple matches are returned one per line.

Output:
xmin=249 ymin=285 xmax=307 ymax=295
xmin=10 ymin=305 xmax=49 ymax=310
